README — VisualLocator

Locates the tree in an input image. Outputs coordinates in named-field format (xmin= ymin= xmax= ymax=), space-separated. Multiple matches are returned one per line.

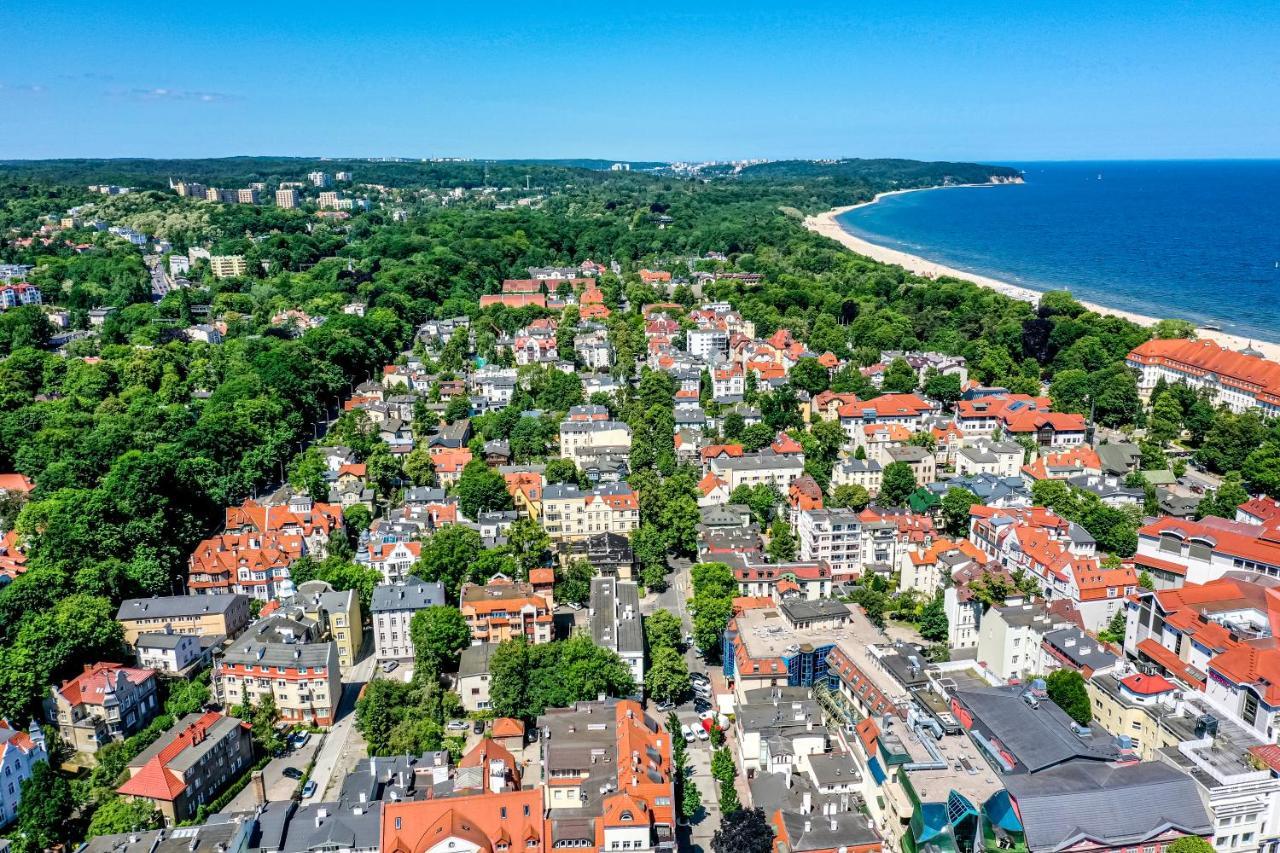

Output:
xmin=719 ymin=777 xmax=741 ymax=814
xmin=1244 ymin=443 xmax=1280 ymax=499
xmin=1045 ymin=668 xmax=1092 ymax=726
xmin=681 ymin=774 xmax=702 ymax=820
xmin=555 ymin=559 xmax=595 ymax=606
xmin=692 ymin=595 xmax=732 ymax=660
xmin=691 ymin=562 xmax=737 ymax=599
xmin=788 ymin=357 xmax=830 ymax=395
xmin=715 ymin=805 xmax=777 ymax=853
xmin=410 ymin=606 xmax=472 ymax=680
xmin=1098 ymin=608 xmax=1127 ymax=644
xmin=828 ymin=483 xmax=870 ymax=510
xmin=712 ymin=747 xmax=737 ymax=784
xmin=918 ymin=592 xmax=949 ymax=642
xmin=729 ymin=483 xmax=782 ymax=526
xmin=1138 ymin=570 xmax=1155 ymax=590
xmin=403 ymin=447 xmax=437 ymax=487
xmin=645 ymin=646 xmax=690 ymax=703
xmin=941 ymin=487 xmax=979 ymax=537
xmin=1147 ymin=395 xmax=1183 ymax=445
xmin=645 ymin=610 xmax=683 ymax=653
xmin=879 ymin=461 xmax=918 ymax=506
xmin=881 ymin=358 xmax=918 ymax=393
xmin=923 ymin=370 xmax=963 ymax=406
xmin=14 ymin=761 xmax=74 ymax=852
xmin=1166 ymin=838 xmax=1215 ymax=853
xmin=455 ymin=458 xmax=514 ymax=520
xmin=86 ymin=795 xmax=162 ymax=838
xmin=507 ymin=517 xmax=551 ymax=578
xmin=413 ymin=524 xmax=484 ymax=599
xmin=766 ymin=519 xmax=796 ymax=562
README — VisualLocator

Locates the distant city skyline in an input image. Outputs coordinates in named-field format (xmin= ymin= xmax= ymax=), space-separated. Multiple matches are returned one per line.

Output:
xmin=4 ymin=1 xmax=1278 ymax=162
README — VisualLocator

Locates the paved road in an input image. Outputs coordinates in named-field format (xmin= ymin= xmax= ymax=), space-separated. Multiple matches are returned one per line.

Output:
xmin=218 ymin=736 xmax=319 ymax=812
xmin=304 ymin=630 xmax=376 ymax=803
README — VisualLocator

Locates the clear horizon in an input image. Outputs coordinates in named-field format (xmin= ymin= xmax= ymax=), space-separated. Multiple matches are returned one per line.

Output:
xmin=4 ymin=1 xmax=1278 ymax=162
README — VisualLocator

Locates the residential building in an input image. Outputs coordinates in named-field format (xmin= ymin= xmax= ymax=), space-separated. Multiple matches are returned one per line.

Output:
xmin=372 ymin=576 xmax=447 ymax=662
xmin=884 ymin=444 xmax=937 ymax=485
xmin=115 ymin=594 xmax=251 ymax=646
xmin=45 ymin=663 xmax=160 ymax=761
xmin=382 ymin=788 xmax=546 ymax=853
xmin=796 ymin=508 xmax=862 ymax=581
xmin=975 ymin=599 xmax=1066 ymax=681
xmin=537 ymin=699 xmax=676 ymax=853
xmin=831 ymin=458 xmax=883 ymax=496
xmin=457 ymin=642 xmax=499 ymax=712
xmin=293 ymin=579 xmax=363 ymax=669
xmin=590 ymin=576 xmax=644 ymax=691
xmin=1039 ymin=627 xmax=1117 ymax=677
xmin=955 ymin=440 xmax=1024 ymax=479
xmin=901 ymin=538 xmax=985 ymax=595
xmin=707 ymin=452 xmax=804 ymax=492
xmin=459 ymin=575 xmax=553 ymax=645
xmin=209 ymin=254 xmax=247 ymax=278
xmin=558 ymin=419 xmax=632 ymax=465
xmin=116 ymin=712 xmax=254 ymax=824
xmin=308 ymin=171 xmax=331 ymax=188
xmin=688 ymin=328 xmax=729 ymax=360
xmin=366 ymin=540 xmax=422 ymax=585
xmin=275 ymin=188 xmax=300 ymax=208
xmin=215 ymin=617 xmax=342 ymax=726
xmin=135 ymin=630 xmax=209 ymax=674
xmin=540 ymin=482 xmax=639 ymax=544
xmin=0 ymin=282 xmax=41 ymax=309
xmin=0 ymin=720 xmax=46 ymax=827
xmin=236 ymin=188 xmax=259 ymax=204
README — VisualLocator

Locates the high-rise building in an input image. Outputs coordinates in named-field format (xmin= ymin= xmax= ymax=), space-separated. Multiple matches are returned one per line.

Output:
xmin=335 ymin=170 xmax=352 ymax=181
xmin=208 ymin=255 xmax=247 ymax=278
xmin=275 ymin=188 xmax=300 ymax=209
xmin=236 ymin=188 xmax=259 ymax=204
xmin=308 ymin=171 xmax=331 ymax=188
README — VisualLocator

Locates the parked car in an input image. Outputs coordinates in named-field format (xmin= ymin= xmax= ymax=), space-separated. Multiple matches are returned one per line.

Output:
xmin=446 ymin=719 xmax=470 ymax=731
xmin=692 ymin=682 xmax=712 ymax=698
xmin=282 ymin=767 xmax=303 ymax=780
xmin=684 ymin=633 xmax=695 ymax=647
xmin=694 ymin=724 xmax=709 ymax=741
xmin=689 ymin=671 xmax=709 ymax=685
xmin=681 ymin=723 xmax=697 ymax=742
xmin=301 ymin=779 xmax=317 ymax=798
xmin=381 ymin=660 xmax=399 ymax=673
xmin=473 ymin=720 xmax=485 ymax=735
xmin=288 ymin=731 xmax=311 ymax=748
xmin=693 ymin=698 xmax=712 ymax=713
xmin=655 ymin=699 xmax=676 ymax=712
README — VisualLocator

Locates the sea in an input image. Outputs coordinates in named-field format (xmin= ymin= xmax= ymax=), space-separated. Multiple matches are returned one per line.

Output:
xmin=835 ymin=160 xmax=1280 ymax=343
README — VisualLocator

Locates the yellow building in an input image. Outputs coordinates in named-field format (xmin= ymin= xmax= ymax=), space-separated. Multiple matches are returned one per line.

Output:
xmin=295 ymin=580 xmax=363 ymax=669
xmin=1086 ymin=671 xmax=1182 ymax=761
xmin=209 ymin=254 xmax=247 ymax=278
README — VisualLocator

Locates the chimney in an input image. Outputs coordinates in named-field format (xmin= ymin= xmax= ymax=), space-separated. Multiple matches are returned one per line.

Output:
xmin=802 ymin=792 xmax=812 ymax=814
xmin=251 ymin=770 xmax=267 ymax=805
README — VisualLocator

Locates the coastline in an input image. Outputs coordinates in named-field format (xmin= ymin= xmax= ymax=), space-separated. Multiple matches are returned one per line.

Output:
xmin=803 ymin=186 xmax=1280 ymax=362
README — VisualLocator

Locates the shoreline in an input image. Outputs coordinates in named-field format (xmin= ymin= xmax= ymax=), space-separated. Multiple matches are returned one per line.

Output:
xmin=803 ymin=185 xmax=1280 ymax=361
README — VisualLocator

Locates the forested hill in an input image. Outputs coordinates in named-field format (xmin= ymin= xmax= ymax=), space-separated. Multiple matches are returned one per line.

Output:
xmin=0 ymin=156 xmax=1016 ymax=202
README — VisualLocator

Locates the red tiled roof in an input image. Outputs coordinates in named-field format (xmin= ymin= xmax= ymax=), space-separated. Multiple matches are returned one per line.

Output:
xmin=1120 ymin=672 xmax=1176 ymax=696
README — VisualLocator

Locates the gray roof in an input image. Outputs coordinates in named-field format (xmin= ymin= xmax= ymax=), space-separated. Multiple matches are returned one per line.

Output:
xmin=710 ymin=453 xmax=804 ymax=472
xmin=836 ymin=458 xmax=882 ymax=474
xmin=116 ymin=594 xmax=246 ymax=621
xmin=1096 ymin=442 xmax=1142 ymax=476
xmin=885 ymin=445 xmax=930 ymax=463
xmin=590 ymin=577 xmax=643 ymax=657
xmin=1042 ymin=628 xmax=1118 ymax=672
xmin=135 ymin=632 xmax=194 ymax=649
xmin=779 ymin=598 xmax=851 ymax=624
xmin=279 ymin=802 xmax=381 ymax=852
xmin=559 ymin=419 xmax=631 ymax=434
xmin=458 ymin=642 xmax=499 ymax=678
xmin=1005 ymin=760 xmax=1212 ymax=851
xmin=371 ymin=577 xmax=447 ymax=613
xmin=805 ymin=751 xmax=862 ymax=787
xmin=780 ymin=809 xmax=880 ymax=852
xmin=954 ymin=686 xmax=1120 ymax=773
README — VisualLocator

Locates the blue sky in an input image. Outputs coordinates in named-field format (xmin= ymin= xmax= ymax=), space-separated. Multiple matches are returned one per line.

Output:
xmin=3 ymin=1 xmax=1278 ymax=162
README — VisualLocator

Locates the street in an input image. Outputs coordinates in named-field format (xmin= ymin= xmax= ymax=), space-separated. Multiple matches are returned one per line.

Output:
xmin=642 ymin=557 xmax=724 ymax=851
xmin=303 ymin=630 xmax=376 ymax=803
xmin=217 ymin=736 xmax=320 ymax=813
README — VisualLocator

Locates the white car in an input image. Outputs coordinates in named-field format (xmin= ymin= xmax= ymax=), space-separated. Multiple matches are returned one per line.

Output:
xmin=694 ymin=725 xmax=709 ymax=741
xmin=681 ymin=723 xmax=697 ymax=742
xmin=446 ymin=719 xmax=470 ymax=731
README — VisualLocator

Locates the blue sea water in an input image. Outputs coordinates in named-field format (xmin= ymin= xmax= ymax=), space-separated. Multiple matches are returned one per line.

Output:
xmin=835 ymin=161 xmax=1280 ymax=343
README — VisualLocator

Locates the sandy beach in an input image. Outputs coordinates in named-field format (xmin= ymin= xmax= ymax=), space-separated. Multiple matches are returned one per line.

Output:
xmin=804 ymin=187 xmax=1280 ymax=362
